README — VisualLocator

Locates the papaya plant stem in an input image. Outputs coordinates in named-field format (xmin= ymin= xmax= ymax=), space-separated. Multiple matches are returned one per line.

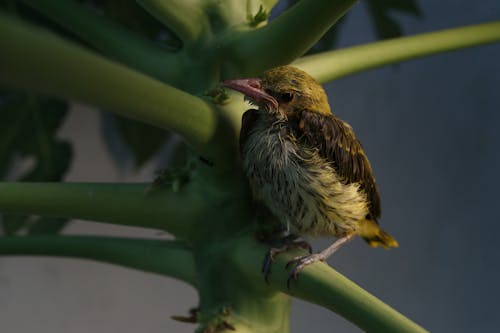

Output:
xmin=21 ymin=0 xmax=182 ymax=84
xmin=260 ymin=0 xmax=280 ymax=11
xmin=0 ymin=236 xmax=197 ymax=286
xmin=223 ymin=0 xmax=357 ymax=77
xmin=295 ymin=21 xmax=500 ymax=83
xmin=137 ymin=0 xmax=209 ymax=44
xmin=0 ymin=182 xmax=206 ymax=239
xmin=0 ymin=13 xmax=221 ymax=162
xmin=233 ymin=236 xmax=428 ymax=333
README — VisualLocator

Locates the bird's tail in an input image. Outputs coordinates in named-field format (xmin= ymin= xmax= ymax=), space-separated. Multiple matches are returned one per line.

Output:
xmin=358 ymin=219 xmax=399 ymax=249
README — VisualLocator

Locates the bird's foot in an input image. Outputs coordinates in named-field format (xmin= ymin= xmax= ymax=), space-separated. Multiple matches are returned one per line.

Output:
xmin=262 ymin=237 xmax=312 ymax=284
xmin=285 ymin=234 xmax=356 ymax=288
xmin=285 ymin=253 xmax=326 ymax=289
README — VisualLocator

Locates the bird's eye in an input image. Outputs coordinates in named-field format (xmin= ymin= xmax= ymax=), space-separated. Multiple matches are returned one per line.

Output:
xmin=279 ymin=92 xmax=294 ymax=103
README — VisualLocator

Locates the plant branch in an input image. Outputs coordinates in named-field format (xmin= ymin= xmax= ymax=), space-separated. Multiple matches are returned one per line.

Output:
xmin=222 ymin=0 xmax=357 ymax=77
xmin=233 ymin=236 xmax=428 ymax=333
xmin=0 ymin=235 xmax=196 ymax=286
xmin=294 ymin=21 xmax=500 ymax=83
xmin=260 ymin=0 xmax=280 ymax=11
xmin=0 ymin=13 xmax=219 ymax=161
xmin=21 ymin=0 xmax=182 ymax=84
xmin=137 ymin=0 xmax=209 ymax=43
xmin=0 ymin=182 xmax=207 ymax=239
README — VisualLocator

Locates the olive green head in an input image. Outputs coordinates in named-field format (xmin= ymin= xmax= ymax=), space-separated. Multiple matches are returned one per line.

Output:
xmin=260 ymin=66 xmax=331 ymax=115
xmin=222 ymin=66 xmax=331 ymax=116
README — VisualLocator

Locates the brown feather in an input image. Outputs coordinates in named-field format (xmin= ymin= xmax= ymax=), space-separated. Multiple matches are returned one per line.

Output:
xmin=292 ymin=110 xmax=381 ymax=219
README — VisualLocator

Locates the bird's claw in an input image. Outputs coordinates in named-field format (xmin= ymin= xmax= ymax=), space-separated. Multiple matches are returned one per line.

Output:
xmin=261 ymin=239 xmax=312 ymax=284
xmin=262 ymin=245 xmax=293 ymax=283
xmin=285 ymin=253 xmax=324 ymax=289
xmin=296 ymin=241 xmax=313 ymax=254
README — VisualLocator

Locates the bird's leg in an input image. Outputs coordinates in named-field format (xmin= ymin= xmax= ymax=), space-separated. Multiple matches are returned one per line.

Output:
xmin=262 ymin=234 xmax=312 ymax=284
xmin=286 ymin=233 xmax=355 ymax=288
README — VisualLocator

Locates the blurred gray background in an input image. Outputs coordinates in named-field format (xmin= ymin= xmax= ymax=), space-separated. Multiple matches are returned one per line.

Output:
xmin=1 ymin=0 xmax=499 ymax=332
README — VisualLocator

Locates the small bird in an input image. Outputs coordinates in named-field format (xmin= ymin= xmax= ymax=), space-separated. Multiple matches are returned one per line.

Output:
xmin=222 ymin=66 xmax=398 ymax=283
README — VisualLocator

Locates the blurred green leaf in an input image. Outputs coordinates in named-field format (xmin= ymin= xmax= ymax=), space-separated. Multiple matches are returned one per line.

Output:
xmin=0 ymin=91 xmax=72 ymax=235
xmin=0 ymin=214 xmax=68 ymax=236
xmin=27 ymin=216 xmax=68 ymax=235
xmin=0 ymin=92 xmax=71 ymax=181
xmin=365 ymin=0 xmax=422 ymax=40
xmin=19 ymin=100 xmax=72 ymax=181
xmin=78 ymin=0 xmax=182 ymax=50
xmin=0 ymin=214 xmax=28 ymax=235
xmin=100 ymin=113 xmax=169 ymax=170
xmin=114 ymin=116 xmax=169 ymax=169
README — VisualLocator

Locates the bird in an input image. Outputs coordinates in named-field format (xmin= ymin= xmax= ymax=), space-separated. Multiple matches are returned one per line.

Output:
xmin=222 ymin=65 xmax=398 ymax=284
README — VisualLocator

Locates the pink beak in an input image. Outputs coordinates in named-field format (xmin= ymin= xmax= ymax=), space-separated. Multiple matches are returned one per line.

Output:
xmin=221 ymin=78 xmax=278 ymax=110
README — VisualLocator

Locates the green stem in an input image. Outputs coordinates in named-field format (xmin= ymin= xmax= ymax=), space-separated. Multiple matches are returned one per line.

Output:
xmin=294 ymin=21 xmax=500 ymax=83
xmin=137 ymin=0 xmax=209 ymax=43
xmin=233 ymin=236 xmax=428 ymax=333
xmin=260 ymin=0 xmax=280 ymax=11
xmin=0 ymin=13 xmax=219 ymax=161
xmin=21 ymin=0 xmax=182 ymax=84
xmin=0 ymin=235 xmax=196 ymax=286
xmin=0 ymin=182 xmax=207 ymax=238
xmin=222 ymin=0 xmax=357 ymax=77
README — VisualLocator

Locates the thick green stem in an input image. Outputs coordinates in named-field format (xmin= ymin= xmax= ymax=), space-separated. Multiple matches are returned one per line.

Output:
xmin=233 ymin=236 xmax=428 ymax=333
xmin=260 ymin=0 xmax=280 ymax=11
xmin=192 ymin=222 xmax=291 ymax=333
xmin=0 ymin=182 xmax=207 ymax=238
xmin=294 ymin=21 xmax=500 ymax=83
xmin=0 ymin=13 xmax=220 ymax=161
xmin=21 ymin=0 xmax=182 ymax=84
xmin=222 ymin=0 xmax=357 ymax=77
xmin=137 ymin=0 xmax=209 ymax=43
xmin=0 ymin=235 xmax=196 ymax=286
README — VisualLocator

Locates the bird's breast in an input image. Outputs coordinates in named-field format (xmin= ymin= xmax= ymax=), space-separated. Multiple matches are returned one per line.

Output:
xmin=241 ymin=120 xmax=369 ymax=237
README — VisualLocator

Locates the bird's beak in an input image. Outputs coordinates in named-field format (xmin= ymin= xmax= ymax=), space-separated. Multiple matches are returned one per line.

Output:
xmin=221 ymin=78 xmax=278 ymax=110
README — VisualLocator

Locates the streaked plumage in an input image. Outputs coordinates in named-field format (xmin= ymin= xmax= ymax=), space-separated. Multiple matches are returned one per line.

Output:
xmin=222 ymin=66 xmax=397 ymax=280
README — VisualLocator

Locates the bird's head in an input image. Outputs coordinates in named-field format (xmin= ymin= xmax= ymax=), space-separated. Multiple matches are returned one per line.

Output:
xmin=222 ymin=66 xmax=331 ymax=118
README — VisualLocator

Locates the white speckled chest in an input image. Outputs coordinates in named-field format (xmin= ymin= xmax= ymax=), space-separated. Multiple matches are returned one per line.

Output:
xmin=241 ymin=117 xmax=369 ymax=237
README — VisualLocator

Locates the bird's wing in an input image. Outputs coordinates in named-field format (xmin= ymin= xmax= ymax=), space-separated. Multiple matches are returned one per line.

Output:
xmin=294 ymin=110 xmax=381 ymax=219
xmin=239 ymin=109 xmax=260 ymax=151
